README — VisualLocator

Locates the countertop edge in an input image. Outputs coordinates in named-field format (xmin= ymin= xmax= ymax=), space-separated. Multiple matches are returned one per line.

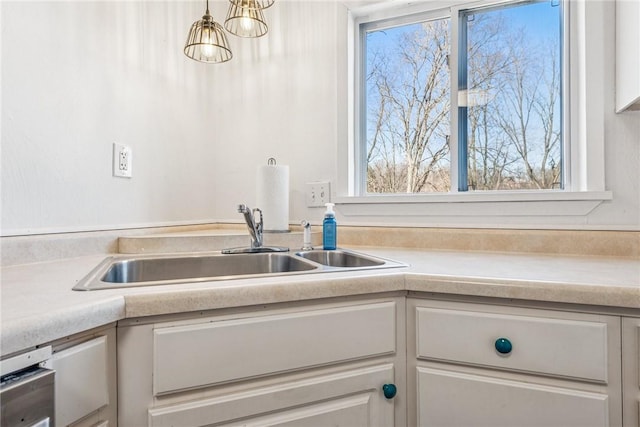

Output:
xmin=405 ymin=273 xmax=640 ymax=310
xmin=2 ymin=248 xmax=639 ymax=357
xmin=1 ymin=296 xmax=126 ymax=356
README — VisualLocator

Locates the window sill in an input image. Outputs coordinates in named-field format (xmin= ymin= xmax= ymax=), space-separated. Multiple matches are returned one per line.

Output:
xmin=334 ymin=191 xmax=613 ymax=217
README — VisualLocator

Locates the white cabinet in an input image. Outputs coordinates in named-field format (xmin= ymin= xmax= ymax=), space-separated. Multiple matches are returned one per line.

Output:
xmin=114 ymin=292 xmax=633 ymax=426
xmin=616 ymin=0 xmax=640 ymax=112
xmin=407 ymin=299 xmax=622 ymax=427
xmin=51 ymin=327 xmax=117 ymax=427
xmin=623 ymin=317 xmax=640 ymax=427
xmin=118 ymin=298 xmax=406 ymax=427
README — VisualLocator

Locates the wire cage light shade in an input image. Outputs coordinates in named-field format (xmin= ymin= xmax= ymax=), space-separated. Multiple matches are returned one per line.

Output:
xmin=229 ymin=0 xmax=275 ymax=9
xmin=184 ymin=8 xmax=232 ymax=63
xmin=224 ymin=1 xmax=268 ymax=38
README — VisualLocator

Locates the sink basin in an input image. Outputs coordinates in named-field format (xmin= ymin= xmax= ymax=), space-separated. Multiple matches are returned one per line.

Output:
xmin=103 ymin=253 xmax=316 ymax=283
xmin=75 ymin=253 xmax=318 ymax=290
xmin=295 ymin=250 xmax=384 ymax=268
xmin=74 ymin=249 xmax=406 ymax=291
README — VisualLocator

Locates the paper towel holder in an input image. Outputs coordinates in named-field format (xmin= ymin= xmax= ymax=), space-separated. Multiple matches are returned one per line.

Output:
xmin=258 ymin=157 xmax=290 ymax=233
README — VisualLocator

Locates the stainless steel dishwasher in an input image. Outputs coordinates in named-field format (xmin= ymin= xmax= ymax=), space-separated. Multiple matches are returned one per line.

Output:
xmin=1 ymin=346 xmax=55 ymax=427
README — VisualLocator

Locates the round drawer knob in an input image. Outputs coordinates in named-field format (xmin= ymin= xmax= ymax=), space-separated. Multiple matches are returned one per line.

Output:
xmin=382 ymin=383 xmax=397 ymax=399
xmin=495 ymin=337 xmax=513 ymax=354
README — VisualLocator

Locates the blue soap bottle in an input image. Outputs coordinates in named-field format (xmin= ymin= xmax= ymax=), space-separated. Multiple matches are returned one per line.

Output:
xmin=322 ymin=203 xmax=337 ymax=250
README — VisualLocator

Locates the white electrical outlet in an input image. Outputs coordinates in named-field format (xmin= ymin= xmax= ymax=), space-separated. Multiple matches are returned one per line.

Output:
xmin=113 ymin=143 xmax=132 ymax=178
xmin=306 ymin=181 xmax=331 ymax=207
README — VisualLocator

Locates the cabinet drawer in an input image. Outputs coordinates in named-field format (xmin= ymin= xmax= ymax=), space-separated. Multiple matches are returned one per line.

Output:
xmin=153 ymin=302 xmax=396 ymax=394
xmin=416 ymin=306 xmax=609 ymax=382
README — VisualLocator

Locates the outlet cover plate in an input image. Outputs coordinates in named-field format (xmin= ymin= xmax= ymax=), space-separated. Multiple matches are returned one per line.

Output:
xmin=113 ymin=143 xmax=132 ymax=178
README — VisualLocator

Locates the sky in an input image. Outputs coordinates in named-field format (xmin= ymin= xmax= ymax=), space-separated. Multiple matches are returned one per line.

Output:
xmin=366 ymin=1 xmax=560 ymax=57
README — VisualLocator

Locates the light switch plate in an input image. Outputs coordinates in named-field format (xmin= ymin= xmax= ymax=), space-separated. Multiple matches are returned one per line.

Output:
xmin=306 ymin=181 xmax=330 ymax=207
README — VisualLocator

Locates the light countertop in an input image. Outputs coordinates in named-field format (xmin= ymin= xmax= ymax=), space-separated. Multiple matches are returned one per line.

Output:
xmin=1 ymin=247 xmax=639 ymax=357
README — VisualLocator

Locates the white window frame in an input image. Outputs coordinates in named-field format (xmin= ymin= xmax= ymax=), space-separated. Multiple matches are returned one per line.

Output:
xmin=336 ymin=0 xmax=611 ymax=221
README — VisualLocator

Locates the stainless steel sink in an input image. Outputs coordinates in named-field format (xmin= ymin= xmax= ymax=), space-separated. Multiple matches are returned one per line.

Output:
xmin=295 ymin=249 xmax=384 ymax=268
xmin=73 ymin=249 xmax=406 ymax=291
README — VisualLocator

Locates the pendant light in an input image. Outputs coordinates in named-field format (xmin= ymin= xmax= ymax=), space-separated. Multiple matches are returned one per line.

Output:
xmin=229 ymin=0 xmax=274 ymax=9
xmin=224 ymin=0 xmax=268 ymax=38
xmin=184 ymin=0 xmax=232 ymax=63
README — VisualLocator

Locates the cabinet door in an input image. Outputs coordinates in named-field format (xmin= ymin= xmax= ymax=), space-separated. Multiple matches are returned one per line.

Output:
xmin=118 ymin=298 xmax=405 ymax=427
xmin=148 ymin=364 xmax=396 ymax=427
xmin=53 ymin=333 xmax=115 ymax=427
xmin=417 ymin=366 xmax=609 ymax=427
xmin=623 ymin=317 xmax=640 ymax=427
xmin=616 ymin=0 xmax=640 ymax=111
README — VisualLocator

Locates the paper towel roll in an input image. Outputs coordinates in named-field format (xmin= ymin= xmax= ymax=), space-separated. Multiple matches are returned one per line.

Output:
xmin=256 ymin=161 xmax=290 ymax=232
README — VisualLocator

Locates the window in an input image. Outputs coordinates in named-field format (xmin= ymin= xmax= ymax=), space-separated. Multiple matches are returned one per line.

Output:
xmin=357 ymin=0 xmax=563 ymax=195
xmin=338 ymin=0 xmax=610 ymax=221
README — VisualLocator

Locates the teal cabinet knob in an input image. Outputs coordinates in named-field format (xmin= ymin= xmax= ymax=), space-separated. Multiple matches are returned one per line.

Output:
xmin=495 ymin=337 xmax=513 ymax=354
xmin=382 ymin=383 xmax=397 ymax=399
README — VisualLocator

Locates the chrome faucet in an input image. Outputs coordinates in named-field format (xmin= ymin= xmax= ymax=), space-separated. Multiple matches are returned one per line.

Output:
xmin=222 ymin=204 xmax=289 ymax=254
xmin=238 ymin=204 xmax=263 ymax=248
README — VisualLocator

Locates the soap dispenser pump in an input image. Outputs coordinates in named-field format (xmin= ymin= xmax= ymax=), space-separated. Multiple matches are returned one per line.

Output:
xmin=322 ymin=203 xmax=337 ymax=250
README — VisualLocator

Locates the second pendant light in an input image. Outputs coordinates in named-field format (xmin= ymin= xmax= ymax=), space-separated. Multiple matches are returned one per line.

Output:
xmin=224 ymin=0 xmax=268 ymax=38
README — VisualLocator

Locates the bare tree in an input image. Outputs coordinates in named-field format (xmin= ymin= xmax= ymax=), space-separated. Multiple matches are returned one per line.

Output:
xmin=365 ymin=5 xmax=561 ymax=193
xmin=495 ymin=32 xmax=561 ymax=189
xmin=366 ymin=19 xmax=451 ymax=193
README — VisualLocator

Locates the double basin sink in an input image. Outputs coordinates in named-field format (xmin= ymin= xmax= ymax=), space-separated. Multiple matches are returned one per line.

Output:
xmin=73 ymin=249 xmax=406 ymax=291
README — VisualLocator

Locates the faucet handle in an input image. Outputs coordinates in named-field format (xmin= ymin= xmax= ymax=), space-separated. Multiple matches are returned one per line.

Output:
xmin=237 ymin=204 xmax=248 ymax=213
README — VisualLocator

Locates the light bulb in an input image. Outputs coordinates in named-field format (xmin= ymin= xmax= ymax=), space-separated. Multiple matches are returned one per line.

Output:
xmin=201 ymin=44 xmax=215 ymax=58
xmin=240 ymin=9 xmax=255 ymax=33
xmin=201 ymin=29 xmax=215 ymax=58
